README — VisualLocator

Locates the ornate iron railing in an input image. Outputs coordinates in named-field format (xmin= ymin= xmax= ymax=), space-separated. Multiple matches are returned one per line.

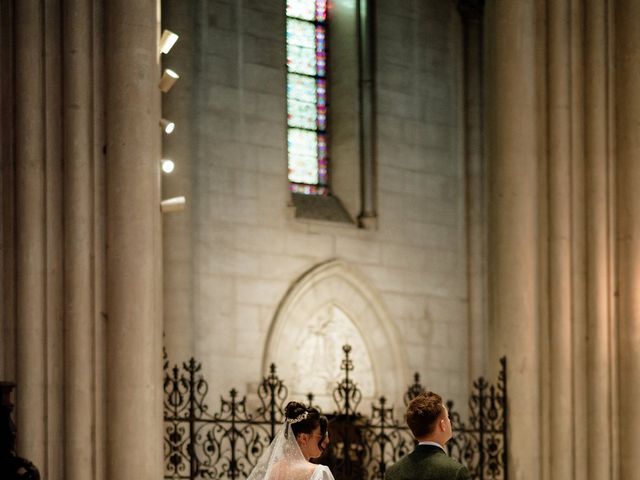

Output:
xmin=164 ymin=346 xmax=507 ymax=480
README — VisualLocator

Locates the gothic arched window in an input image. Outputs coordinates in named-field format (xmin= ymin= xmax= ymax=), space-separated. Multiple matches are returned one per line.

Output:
xmin=286 ymin=0 xmax=329 ymax=195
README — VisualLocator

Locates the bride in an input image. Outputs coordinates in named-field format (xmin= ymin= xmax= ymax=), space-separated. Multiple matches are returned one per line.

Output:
xmin=247 ymin=401 xmax=335 ymax=480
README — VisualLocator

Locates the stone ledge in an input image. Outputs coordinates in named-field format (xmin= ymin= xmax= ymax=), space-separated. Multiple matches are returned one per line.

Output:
xmin=289 ymin=192 xmax=354 ymax=224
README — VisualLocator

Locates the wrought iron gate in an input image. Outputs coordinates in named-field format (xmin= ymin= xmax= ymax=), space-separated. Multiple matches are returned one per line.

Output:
xmin=164 ymin=345 xmax=507 ymax=480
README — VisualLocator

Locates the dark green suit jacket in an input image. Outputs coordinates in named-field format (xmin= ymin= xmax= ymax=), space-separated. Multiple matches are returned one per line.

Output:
xmin=384 ymin=444 xmax=471 ymax=480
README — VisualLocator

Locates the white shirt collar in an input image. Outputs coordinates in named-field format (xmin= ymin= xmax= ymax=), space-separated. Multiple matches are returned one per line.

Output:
xmin=418 ymin=441 xmax=446 ymax=453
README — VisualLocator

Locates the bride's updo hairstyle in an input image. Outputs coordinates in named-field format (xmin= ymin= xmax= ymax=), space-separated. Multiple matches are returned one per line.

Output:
xmin=284 ymin=401 xmax=328 ymax=439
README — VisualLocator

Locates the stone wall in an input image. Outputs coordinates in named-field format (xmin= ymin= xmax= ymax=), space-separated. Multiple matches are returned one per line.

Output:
xmin=163 ymin=0 xmax=470 ymax=410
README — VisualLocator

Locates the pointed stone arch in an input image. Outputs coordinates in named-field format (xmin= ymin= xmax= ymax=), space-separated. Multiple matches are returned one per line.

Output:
xmin=263 ymin=259 xmax=408 ymax=406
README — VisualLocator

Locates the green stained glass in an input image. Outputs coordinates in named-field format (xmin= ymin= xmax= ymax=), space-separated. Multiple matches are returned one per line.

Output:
xmin=286 ymin=0 xmax=316 ymax=21
xmin=287 ymin=74 xmax=316 ymax=103
xmin=289 ymin=128 xmax=317 ymax=155
xmin=286 ymin=18 xmax=316 ymax=48
xmin=289 ymin=154 xmax=318 ymax=185
xmin=287 ymin=45 xmax=316 ymax=76
xmin=288 ymin=98 xmax=317 ymax=129
xmin=288 ymin=129 xmax=318 ymax=185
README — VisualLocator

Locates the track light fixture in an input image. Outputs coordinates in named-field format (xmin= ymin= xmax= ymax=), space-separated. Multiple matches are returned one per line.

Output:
xmin=161 ymin=159 xmax=175 ymax=174
xmin=159 ymin=69 xmax=179 ymax=93
xmin=161 ymin=196 xmax=186 ymax=213
xmin=160 ymin=30 xmax=179 ymax=54
xmin=160 ymin=118 xmax=175 ymax=134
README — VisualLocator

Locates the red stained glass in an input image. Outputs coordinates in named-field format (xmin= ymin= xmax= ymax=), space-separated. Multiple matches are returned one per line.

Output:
xmin=316 ymin=0 xmax=327 ymax=21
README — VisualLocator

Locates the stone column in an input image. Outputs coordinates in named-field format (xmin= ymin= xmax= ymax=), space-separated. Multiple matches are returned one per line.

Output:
xmin=63 ymin=0 xmax=95 ymax=479
xmin=92 ymin=2 xmax=107 ymax=480
xmin=14 ymin=0 xmax=47 ymax=472
xmin=489 ymin=1 xmax=540 ymax=478
xmin=0 ymin=0 xmax=16 ymax=389
xmin=44 ymin=1 xmax=64 ymax=479
xmin=458 ymin=0 xmax=487 ymax=381
xmin=569 ymin=0 xmax=588 ymax=476
xmin=105 ymin=1 xmax=163 ymax=479
xmin=585 ymin=1 xmax=613 ymax=478
xmin=546 ymin=0 xmax=574 ymax=477
xmin=356 ymin=0 xmax=376 ymax=227
xmin=162 ymin=0 xmax=195 ymax=363
xmin=615 ymin=0 xmax=640 ymax=476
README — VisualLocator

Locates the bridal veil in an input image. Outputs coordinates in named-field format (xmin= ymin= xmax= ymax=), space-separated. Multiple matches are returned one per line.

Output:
xmin=247 ymin=423 xmax=334 ymax=480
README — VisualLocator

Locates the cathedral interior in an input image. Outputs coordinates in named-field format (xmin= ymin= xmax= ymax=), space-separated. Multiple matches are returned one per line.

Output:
xmin=1 ymin=0 xmax=639 ymax=479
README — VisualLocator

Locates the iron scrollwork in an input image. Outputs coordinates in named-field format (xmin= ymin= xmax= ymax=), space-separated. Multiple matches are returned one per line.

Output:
xmin=164 ymin=347 xmax=508 ymax=480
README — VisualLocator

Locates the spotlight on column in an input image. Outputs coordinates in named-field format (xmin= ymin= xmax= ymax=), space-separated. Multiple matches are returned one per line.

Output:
xmin=160 ymin=30 xmax=179 ymax=54
xmin=160 ymin=118 xmax=175 ymax=134
xmin=161 ymin=196 xmax=186 ymax=213
xmin=161 ymin=159 xmax=175 ymax=174
xmin=159 ymin=69 xmax=179 ymax=93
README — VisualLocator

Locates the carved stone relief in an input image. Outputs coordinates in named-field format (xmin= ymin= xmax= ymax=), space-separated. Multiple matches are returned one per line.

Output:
xmin=290 ymin=304 xmax=375 ymax=404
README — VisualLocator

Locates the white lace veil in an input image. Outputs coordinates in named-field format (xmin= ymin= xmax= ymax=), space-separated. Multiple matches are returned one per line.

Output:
xmin=247 ymin=422 xmax=317 ymax=480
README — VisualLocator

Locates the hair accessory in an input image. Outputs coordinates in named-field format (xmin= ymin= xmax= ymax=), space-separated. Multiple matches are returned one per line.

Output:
xmin=286 ymin=411 xmax=308 ymax=424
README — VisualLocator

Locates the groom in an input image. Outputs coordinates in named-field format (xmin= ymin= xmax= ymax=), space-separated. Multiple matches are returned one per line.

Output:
xmin=385 ymin=391 xmax=470 ymax=480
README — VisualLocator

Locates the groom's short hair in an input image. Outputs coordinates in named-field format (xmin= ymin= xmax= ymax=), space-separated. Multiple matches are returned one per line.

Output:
xmin=405 ymin=392 xmax=444 ymax=438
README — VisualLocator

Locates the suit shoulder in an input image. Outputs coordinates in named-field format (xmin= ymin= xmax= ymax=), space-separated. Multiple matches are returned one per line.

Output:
xmin=384 ymin=455 xmax=411 ymax=480
xmin=385 ymin=449 xmax=469 ymax=480
xmin=434 ymin=455 xmax=469 ymax=479
xmin=427 ymin=452 xmax=470 ymax=479
xmin=438 ymin=454 xmax=468 ymax=470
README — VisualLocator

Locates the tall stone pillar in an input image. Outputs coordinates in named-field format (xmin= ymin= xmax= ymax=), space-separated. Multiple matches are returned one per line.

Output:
xmin=585 ymin=1 xmax=614 ymax=478
xmin=105 ymin=1 xmax=163 ymax=479
xmin=44 ymin=2 xmax=64 ymax=479
xmin=0 ymin=1 xmax=16 ymax=384
xmin=92 ymin=3 xmax=107 ymax=480
xmin=489 ymin=1 xmax=540 ymax=478
xmin=569 ymin=0 xmax=588 ymax=476
xmin=546 ymin=0 xmax=574 ymax=477
xmin=162 ymin=0 xmax=195 ymax=363
xmin=14 ymin=0 xmax=47 ymax=472
xmin=458 ymin=0 xmax=487 ymax=381
xmin=615 ymin=0 xmax=640 ymax=477
xmin=63 ymin=0 xmax=96 ymax=478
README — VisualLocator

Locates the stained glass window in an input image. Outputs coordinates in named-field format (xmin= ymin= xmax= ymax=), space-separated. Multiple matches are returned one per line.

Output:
xmin=286 ymin=0 xmax=329 ymax=195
